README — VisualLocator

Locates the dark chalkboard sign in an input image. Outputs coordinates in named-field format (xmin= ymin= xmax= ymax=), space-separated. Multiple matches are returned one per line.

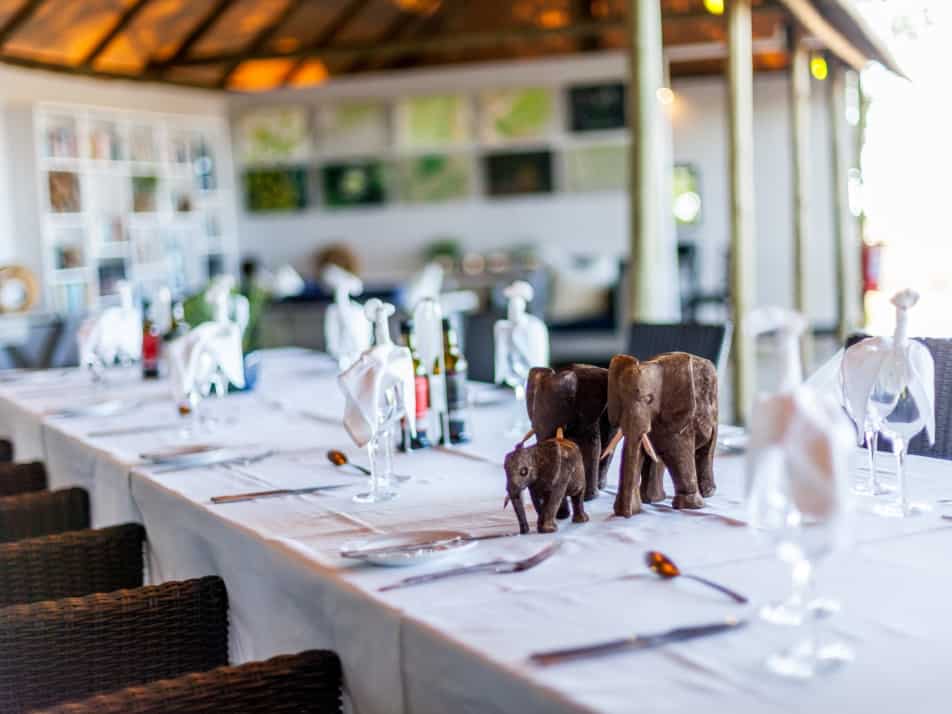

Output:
xmin=321 ymin=161 xmax=388 ymax=208
xmin=568 ymin=83 xmax=626 ymax=132
xmin=484 ymin=150 xmax=554 ymax=197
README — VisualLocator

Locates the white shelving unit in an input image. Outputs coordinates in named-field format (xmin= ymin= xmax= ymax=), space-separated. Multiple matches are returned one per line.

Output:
xmin=34 ymin=103 xmax=238 ymax=312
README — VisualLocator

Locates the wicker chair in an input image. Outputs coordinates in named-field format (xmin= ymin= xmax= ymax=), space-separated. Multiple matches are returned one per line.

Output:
xmin=32 ymin=650 xmax=343 ymax=714
xmin=845 ymin=334 xmax=952 ymax=460
xmin=0 ymin=461 xmax=47 ymax=497
xmin=0 ymin=523 xmax=145 ymax=607
xmin=0 ymin=438 xmax=12 ymax=463
xmin=0 ymin=488 xmax=89 ymax=544
xmin=0 ymin=576 xmax=229 ymax=713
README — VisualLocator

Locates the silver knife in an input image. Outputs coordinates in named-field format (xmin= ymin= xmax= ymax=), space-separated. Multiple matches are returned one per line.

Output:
xmin=530 ymin=618 xmax=747 ymax=666
xmin=147 ymin=450 xmax=276 ymax=474
xmin=340 ymin=531 xmax=519 ymax=560
xmin=210 ymin=483 xmax=351 ymax=504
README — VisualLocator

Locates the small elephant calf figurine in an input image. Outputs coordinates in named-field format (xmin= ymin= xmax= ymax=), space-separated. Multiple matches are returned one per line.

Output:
xmin=504 ymin=428 xmax=589 ymax=534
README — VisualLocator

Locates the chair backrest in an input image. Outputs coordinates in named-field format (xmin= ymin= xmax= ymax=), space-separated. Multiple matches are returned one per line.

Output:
xmin=0 ymin=439 xmax=12 ymax=463
xmin=0 ymin=523 xmax=145 ymax=607
xmin=0 ymin=487 xmax=89 ymax=544
xmin=845 ymin=334 xmax=952 ymax=460
xmin=0 ymin=460 xmax=47 ymax=497
xmin=627 ymin=322 xmax=733 ymax=376
xmin=462 ymin=312 xmax=500 ymax=384
xmin=30 ymin=650 xmax=343 ymax=714
xmin=0 ymin=576 xmax=229 ymax=713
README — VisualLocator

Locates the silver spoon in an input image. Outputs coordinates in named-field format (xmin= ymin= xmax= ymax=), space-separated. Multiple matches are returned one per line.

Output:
xmin=645 ymin=551 xmax=748 ymax=604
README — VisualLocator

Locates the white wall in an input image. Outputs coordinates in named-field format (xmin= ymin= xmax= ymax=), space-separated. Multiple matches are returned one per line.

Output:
xmin=230 ymin=53 xmax=849 ymax=326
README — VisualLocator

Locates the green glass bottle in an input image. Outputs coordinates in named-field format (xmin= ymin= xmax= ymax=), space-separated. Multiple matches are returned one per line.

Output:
xmin=441 ymin=318 xmax=471 ymax=444
xmin=400 ymin=320 xmax=432 ymax=451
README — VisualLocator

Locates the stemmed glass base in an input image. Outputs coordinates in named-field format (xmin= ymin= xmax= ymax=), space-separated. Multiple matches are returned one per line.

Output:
xmin=872 ymin=500 xmax=932 ymax=518
xmin=766 ymin=599 xmax=854 ymax=679
xmin=354 ymin=422 xmax=399 ymax=504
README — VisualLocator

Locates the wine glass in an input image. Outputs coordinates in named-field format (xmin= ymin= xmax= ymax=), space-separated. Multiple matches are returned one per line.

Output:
xmin=841 ymin=368 xmax=893 ymax=496
xmin=747 ymin=447 xmax=853 ymax=678
xmin=354 ymin=387 xmax=401 ymax=504
xmin=875 ymin=386 xmax=929 ymax=517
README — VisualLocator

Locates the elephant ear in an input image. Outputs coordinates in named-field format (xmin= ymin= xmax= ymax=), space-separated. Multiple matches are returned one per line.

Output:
xmin=607 ymin=354 xmax=638 ymax=427
xmin=572 ymin=364 xmax=610 ymax=426
xmin=653 ymin=355 xmax=694 ymax=429
xmin=526 ymin=366 xmax=554 ymax=425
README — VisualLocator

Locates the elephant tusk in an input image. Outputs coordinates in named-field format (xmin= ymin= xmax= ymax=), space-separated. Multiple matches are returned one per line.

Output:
xmin=641 ymin=433 xmax=659 ymax=463
xmin=519 ymin=428 xmax=535 ymax=446
xmin=503 ymin=495 xmax=511 ymax=509
xmin=601 ymin=428 xmax=623 ymax=460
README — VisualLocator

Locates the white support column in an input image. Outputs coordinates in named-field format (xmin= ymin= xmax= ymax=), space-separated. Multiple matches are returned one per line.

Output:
xmin=789 ymin=27 xmax=812 ymax=366
xmin=628 ymin=0 xmax=678 ymax=323
xmin=727 ymin=0 xmax=756 ymax=424
xmin=830 ymin=61 xmax=860 ymax=341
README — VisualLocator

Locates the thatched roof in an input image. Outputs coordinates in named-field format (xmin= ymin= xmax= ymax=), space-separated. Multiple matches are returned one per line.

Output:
xmin=0 ymin=0 xmax=901 ymax=92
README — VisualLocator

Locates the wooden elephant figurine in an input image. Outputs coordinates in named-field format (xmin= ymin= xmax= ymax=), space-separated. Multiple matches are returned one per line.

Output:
xmin=604 ymin=352 xmax=718 ymax=517
xmin=504 ymin=428 xmax=588 ymax=534
xmin=524 ymin=364 xmax=615 ymax=501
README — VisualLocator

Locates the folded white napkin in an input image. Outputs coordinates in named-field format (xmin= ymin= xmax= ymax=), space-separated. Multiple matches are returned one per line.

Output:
xmin=167 ymin=321 xmax=245 ymax=403
xmin=745 ymin=307 xmax=853 ymax=519
xmin=77 ymin=281 xmax=141 ymax=368
xmin=338 ymin=300 xmax=416 ymax=447
xmin=494 ymin=280 xmax=549 ymax=386
xmin=323 ymin=265 xmax=371 ymax=370
xmin=841 ymin=290 xmax=935 ymax=445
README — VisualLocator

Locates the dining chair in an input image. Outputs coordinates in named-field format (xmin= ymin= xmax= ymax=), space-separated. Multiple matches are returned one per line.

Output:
xmin=0 ymin=487 xmax=90 ymax=544
xmin=0 ymin=438 xmax=12 ymax=463
xmin=0 ymin=576 xmax=229 ymax=713
xmin=845 ymin=334 xmax=952 ymax=460
xmin=0 ymin=460 xmax=47 ymax=497
xmin=30 ymin=650 xmax=343 ymax=714
xmin=627 ymin=322 xmax=733 ymax=376
xmin=0 ymin=523 xmax=145 ymax=607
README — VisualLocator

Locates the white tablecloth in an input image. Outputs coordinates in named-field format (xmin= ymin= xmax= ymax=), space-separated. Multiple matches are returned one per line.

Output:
xmin=2 ymin=350 xmax=951 ymax=713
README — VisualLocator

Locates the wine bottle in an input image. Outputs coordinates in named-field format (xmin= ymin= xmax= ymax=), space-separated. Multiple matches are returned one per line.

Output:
xmin=399 ymin=320 xmax=432 ymax=451
xmin=441 ymin=318 xmax=470 ymax=444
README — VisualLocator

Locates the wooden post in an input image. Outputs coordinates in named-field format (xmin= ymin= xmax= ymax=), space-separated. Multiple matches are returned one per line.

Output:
xmin=829 ymin=61 xmax=858 ymax=342
xmin=727 ymin=0 xmax=756 ymax=424
xmin=789 ymin=26 xmax=812 ymax=367
xmin=627 ymin=0 xmax=668 ymax=322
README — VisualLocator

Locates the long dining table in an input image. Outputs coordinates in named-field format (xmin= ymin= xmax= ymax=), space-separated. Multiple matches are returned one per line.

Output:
xmin=1 ymin=348 xmax=951 ymax=713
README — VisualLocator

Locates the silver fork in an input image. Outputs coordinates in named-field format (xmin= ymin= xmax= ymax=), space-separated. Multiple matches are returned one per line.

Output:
xmin=378 ymin=542 xmax=562 ymax=591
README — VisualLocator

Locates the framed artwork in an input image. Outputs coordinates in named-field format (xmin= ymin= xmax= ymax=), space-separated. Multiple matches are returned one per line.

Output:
xmin=395 ymin=94 xmax=470 ymax=149
xmin=48 ymin=171 xmax=81 ymax=212
xmin=317 ymin=102 xmax=390 ymax=155
xmin=672 ymin=163 xmax=702 ymax=226
xmin=131 ymin=175 xmax=159 ymax=213
xmin=397 ymin=154 xmax=471 ymax=203
xmin=244 ymin=168 xmax=309 ymax=212
xmin=568 ymin=83 xmax=626 ymax=132
xmin=564 ymin=143 xmax=629 ymax=192
xmin=479 ymin=87 xmax=555 ymax=143
xmin=321 ymin=161 xmax=388 ymax=208
xmin=484 ymin=150 xmax=554 ymax=197
xmin=237 ymin=106 xmax=311 ymax=164
xmin=54 ymin=244 xmax=84 ymax=270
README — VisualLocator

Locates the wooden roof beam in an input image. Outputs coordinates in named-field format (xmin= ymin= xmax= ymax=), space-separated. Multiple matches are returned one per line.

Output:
xmin=280 ymin=0 xmax=373 ymax=86
xmin=0 ymin=0 xmax=47 ymax=48
xmin=80 ymin=0 xmax=151 ymax=69
xmin=218 ymin=0 xmax=306 ymax=87
xmin=148 ymin=0 xmax=238 ymax=73
xmin=773 ymin=0 xmax=869 ymax=72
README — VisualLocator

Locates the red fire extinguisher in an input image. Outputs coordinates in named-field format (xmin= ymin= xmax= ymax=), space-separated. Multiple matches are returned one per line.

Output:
xmin=862 ymin=242 xmax=884 ymax=293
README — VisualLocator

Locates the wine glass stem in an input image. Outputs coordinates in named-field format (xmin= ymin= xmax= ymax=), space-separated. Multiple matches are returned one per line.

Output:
xmin=865 ymin=428 xmax=879 ymax=493
xmin=894 ymin=437 xmax=908 ymax=515
xmin=793 ymin=558 xmax=816 ymax=646
xmin=366 ymin=435 xmax=380 ymax=499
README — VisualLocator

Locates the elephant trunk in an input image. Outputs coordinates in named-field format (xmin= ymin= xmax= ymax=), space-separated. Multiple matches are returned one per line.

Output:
xmin=508 ymin=487 xmax=530 ymax=534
